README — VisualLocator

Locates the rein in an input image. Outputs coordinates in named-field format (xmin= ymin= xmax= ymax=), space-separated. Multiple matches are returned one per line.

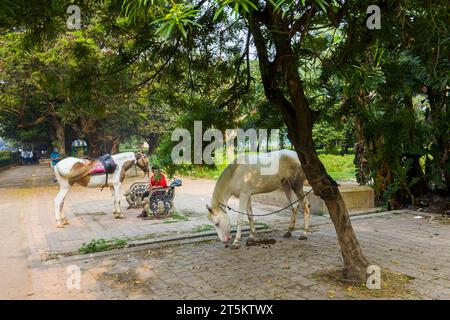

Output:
xmin=218 ymin=189 xmax=313 ymax=217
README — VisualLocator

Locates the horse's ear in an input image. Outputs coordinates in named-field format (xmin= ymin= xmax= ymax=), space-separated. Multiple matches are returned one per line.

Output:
xmin=206 ymin=205 xmax=214 ymax=214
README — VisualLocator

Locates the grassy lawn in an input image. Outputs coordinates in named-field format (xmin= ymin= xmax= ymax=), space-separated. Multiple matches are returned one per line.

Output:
xmin=172 ymin=153 xmax=356 ymax=182
xmin=319 ymin=154 xmax=356 ymax=181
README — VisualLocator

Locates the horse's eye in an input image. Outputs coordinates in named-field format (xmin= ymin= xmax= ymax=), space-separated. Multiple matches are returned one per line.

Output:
xmin=215 ymin=222 xmax=220 ymax=227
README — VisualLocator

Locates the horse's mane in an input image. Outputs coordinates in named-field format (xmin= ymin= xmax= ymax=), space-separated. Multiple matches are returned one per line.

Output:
xmin=212 ymin=163 xmax=238 ymax=208
xmin=112 ymin=152 xmax=135 ymax=164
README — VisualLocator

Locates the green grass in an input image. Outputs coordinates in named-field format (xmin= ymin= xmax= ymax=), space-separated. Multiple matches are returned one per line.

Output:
xmin=318 ymin=154 xmax=356 ymax=181
xmin=171 ymin=153 xmax=356 ymax=181
xmin=174 ymin=163 xmax=228 ymax=180
xmin=255 ymin=222 xmax=270 ymax=229
xmin=78 ymin=238 xmax=128 ymax=254
xmin=163 ymin=211 xmax=189 ymax=223
xmin=192 ymin=224 xmax=215 ymax=233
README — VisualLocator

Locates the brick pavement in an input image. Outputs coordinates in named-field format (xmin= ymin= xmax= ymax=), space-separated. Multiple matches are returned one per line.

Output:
xmin=2 ymin=162 xmax=328 ymax=257
xmin=31 ymin=212 xmax=450 ymax=300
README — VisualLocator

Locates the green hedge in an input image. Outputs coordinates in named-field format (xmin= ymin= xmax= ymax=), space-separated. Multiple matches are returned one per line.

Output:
xmin=0 ymin=151 xmax=20 ymax=168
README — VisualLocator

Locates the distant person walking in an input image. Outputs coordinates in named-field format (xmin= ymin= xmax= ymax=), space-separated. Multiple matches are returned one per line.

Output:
xmin=32 ymin=150 xmax=39 ymax=164
xmin=50 ymin=148 xmax=63 ymax=182
xmin=20 ymin=150 xmax=26 ymax=165
xmin=25 ymin=151 xmax=33 ymax=165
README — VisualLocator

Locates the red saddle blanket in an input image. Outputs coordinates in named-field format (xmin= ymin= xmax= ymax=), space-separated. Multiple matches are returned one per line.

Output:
xmin=89 ymin=162 xmax=106 ymax=175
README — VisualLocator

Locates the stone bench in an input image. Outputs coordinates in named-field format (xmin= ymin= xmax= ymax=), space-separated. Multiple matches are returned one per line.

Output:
xmin=252 ymin=184 xmax=375 ymax=215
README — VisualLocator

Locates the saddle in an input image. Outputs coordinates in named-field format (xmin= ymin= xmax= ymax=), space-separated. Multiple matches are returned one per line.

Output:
xmin=86 ymin=154 xmax=117 ymax=175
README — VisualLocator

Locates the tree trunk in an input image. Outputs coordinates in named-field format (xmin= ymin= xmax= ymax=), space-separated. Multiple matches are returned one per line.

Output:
xmin=78 ymin=117 xmax=102 ymax=158
xmin=111 ymin=136 xmax=121 ymax=154
xmin=428 ymin=88 xmax=449 ymax=195
xmin=53 ymin=121 xmax=66 ymax=155
xmin=292 ymin=134 xmax=370 ymax=280
xmin=404 ymin=92 xmax=429 ymax=198
xmin=145 ymin=133 xmax=160 ymax=156
xmin=88 ymin=138 xmax=101 ymax=158
xmin=248 ymin=11 xmax=369 ymax=281
xmin=354 ymin=119 xmax=370 ymax=185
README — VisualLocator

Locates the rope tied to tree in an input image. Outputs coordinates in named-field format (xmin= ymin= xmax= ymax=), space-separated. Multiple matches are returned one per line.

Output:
xmin=218 ymin=189 xmax=313 ymax=217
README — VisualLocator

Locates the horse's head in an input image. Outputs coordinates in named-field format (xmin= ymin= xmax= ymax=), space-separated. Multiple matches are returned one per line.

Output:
xmin=206 ymin=204 xmax=231 ymax=243
xmin=134 ymin=152 xmax=149 ymax=176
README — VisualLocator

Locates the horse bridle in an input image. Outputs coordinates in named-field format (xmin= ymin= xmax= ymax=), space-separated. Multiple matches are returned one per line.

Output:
xmin=135 ymin=153 xmax=150 ymax=175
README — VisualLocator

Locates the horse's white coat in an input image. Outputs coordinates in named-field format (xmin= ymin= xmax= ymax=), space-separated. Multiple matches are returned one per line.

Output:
xmin=53 ymin=152 xmax=143 ymax=227
xmin=208 ymin=149 xmax=311 ymax=247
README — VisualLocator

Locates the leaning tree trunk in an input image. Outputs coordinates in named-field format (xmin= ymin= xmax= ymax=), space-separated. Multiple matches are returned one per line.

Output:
xmin=248 ymin=12 xmax=369 ymax=281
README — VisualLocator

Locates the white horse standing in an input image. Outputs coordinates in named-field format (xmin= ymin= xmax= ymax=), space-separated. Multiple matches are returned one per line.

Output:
xmin=206 ymin=149 xmax=311 ymax=248
xmin=53 ymin=152 xmax=149 ymax=228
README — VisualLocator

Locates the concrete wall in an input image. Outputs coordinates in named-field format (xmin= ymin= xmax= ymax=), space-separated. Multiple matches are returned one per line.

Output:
xmin=252 ymin=184 xmax=375 ymax=215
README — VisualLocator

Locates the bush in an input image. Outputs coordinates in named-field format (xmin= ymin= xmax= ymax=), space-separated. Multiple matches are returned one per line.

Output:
xmin=0 ymin=151 xmax=19 ymax=167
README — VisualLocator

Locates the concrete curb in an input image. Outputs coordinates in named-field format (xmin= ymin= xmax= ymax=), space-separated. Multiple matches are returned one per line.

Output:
xmin=46 ymin=208 xmax=397 ymax=263
xmin=44 ymin=225 xmax=273 ymax=263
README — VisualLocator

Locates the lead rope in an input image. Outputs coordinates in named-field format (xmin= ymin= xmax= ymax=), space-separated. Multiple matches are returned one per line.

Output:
xmin=218 ymin=189 xmax=313 ymax=217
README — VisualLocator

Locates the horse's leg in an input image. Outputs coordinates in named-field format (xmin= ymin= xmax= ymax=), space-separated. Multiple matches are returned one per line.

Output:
xmin=293 ymin=185 xmax=311 ymax=240
xmin=300 ymin=196 xmax=311 ymax=240
xmin=110 ymin=186 xmax=117 ymax=217
xmin=282 ymin=183 xmax=298 ymax=238
xmin=54 ymin=184 xmax=70 ymax=228
xmin=231 ymin=194 xmax=250 ymax=249
xmin=113 ymin=183 xmax=125 ymax=219
xmin=246 ymin=200 xmax=256 ymax=241
xmin=60 ymin=200 xmax=70 ymax=226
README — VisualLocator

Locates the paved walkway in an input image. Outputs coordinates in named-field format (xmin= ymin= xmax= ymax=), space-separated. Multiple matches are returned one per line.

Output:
xmin=31 ymin=212 xmax=450 ymax=299
xmin=1 ymin=162 xmax=324 ymax=257
xmin=1 ymin=162 xmax=449 ymax=299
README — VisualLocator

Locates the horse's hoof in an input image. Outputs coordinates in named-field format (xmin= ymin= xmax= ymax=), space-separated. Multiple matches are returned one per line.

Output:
xmin=56 ymin=222 xmax=64 ymax=228
xmin=230 ymin=243 xmax=241 ymax=249
xmin=62 ymin=219 xmax=70 ymax=225
xmin=115 ymin=213 xmax=125 ymax=219
xmin=299 ymin=235 xmax=308 ymax=240
xmin=283 ymin=231 xmax=292 ymax=238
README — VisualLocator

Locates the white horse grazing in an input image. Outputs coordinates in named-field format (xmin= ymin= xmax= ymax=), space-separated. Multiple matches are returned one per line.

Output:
xmin=206 ymin=149 xmax=311 ymax=248
xmin=53 ymin=152 xmax=149 ymax=228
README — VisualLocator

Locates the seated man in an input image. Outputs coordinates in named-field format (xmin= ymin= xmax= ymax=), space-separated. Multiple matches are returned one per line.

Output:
xmin=138 ymin=165 xmax=168 ymax=218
